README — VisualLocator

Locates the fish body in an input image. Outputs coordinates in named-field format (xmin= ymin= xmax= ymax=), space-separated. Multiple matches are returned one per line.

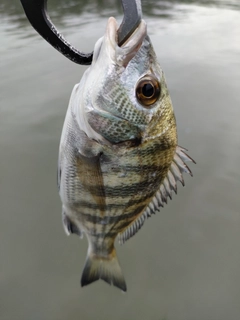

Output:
xmin=58 ymin=17 xmax=194 ymax=291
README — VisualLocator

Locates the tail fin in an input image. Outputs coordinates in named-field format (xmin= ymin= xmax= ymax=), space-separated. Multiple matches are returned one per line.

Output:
xmin=81 ymin=248 xmax=127 ymax=292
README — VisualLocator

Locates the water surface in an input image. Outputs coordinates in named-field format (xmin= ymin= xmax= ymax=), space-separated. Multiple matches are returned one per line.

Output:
xmin=1 ymin=1 xmax=240 ymax=319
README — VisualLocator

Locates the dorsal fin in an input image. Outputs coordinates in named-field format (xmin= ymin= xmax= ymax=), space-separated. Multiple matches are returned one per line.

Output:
xmin=118 ymin=146 xmax=195 ymax=245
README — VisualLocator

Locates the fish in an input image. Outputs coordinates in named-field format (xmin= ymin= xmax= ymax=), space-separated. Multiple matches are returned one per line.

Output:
xmin=57 ymin=17 xmax=195 ymax=292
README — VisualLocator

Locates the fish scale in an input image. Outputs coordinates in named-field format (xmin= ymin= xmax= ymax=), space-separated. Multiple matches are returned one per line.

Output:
xmin=110 ymin=86 xmax=147 ymax=124
xmin=58 ymin=17 xmax=195 ymax=291
xmin=97 ymin=76 xmax=148 ymax=126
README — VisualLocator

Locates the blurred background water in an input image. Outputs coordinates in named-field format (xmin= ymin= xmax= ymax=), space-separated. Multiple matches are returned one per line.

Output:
xmin=1 ymin=0 xmax=240 ymax=319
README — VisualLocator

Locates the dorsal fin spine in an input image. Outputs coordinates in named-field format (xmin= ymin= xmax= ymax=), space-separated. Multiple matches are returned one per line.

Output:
xmin=163 ymin=178 xmax=172 ymax=199
xmin=167 ymin=170 xmax=177 ymax=194
xmin=118 ymin=146 xmax=195 ymax=244
xmin=170 ymin=162 xmax=184 ymax=186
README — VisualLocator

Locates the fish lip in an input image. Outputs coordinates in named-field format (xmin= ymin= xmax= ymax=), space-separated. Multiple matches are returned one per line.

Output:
xmin=106 ymin=17 xmax=147 ymax=67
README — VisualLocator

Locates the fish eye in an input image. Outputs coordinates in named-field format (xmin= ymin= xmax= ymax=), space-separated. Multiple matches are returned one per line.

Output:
xmin=136 ymin=75 xmax=161 ymax=107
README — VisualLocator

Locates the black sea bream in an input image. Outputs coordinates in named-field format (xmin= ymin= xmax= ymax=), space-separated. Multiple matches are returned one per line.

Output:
xmin=58 ymin=17 xmax=194 ymax=291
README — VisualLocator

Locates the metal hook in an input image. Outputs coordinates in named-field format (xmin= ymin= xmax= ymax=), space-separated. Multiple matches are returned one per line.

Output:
xmin=118 ymin=0 xmax=142 ymax=47
xmin=20 ymin=0 xmax=142 ymax=65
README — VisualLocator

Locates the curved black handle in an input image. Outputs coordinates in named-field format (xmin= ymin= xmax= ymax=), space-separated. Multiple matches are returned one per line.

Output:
xmin=20 ymin=0 xmax=93 ymax=65
xmin=20 ymin=0 xmax=142 ymax=65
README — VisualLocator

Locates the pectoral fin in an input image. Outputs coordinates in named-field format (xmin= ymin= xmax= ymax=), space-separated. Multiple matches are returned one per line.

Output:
xmin=76 ymin=152 xmax=106 ymax=216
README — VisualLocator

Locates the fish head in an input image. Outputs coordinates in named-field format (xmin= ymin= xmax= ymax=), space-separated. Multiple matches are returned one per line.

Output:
xmin=78 ymin=17 xmax=177 ymax=146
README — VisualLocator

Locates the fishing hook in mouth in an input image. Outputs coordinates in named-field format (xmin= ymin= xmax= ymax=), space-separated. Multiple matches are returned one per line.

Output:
xmin=20 ymin=0 xmax=142 ymax=65
xmin=118 ymin=0 xmax=142 ymax=47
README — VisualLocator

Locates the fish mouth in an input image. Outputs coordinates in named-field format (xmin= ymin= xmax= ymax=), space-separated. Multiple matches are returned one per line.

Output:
xmin=106 ymin=17 xmax=147 ymax=67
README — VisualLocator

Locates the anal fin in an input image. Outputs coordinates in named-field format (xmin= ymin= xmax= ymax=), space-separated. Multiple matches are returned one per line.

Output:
xmin=62 ymin=209 xmax=82 ymax=238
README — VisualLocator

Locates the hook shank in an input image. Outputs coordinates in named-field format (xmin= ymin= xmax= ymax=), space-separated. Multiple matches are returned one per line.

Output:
xmin=118 ymin=0 xmax=142 ymax=46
